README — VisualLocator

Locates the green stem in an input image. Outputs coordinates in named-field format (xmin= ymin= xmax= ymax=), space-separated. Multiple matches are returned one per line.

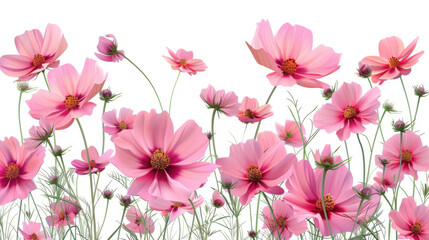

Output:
xmin=168 ymin=72 xmax=181 ymax=115
xmin=348 ymin=198 xmax=364 ymax=240
xmin=42 ymin=70 xmax=51 ymax=92
xmin=261 ymin=192 xmax=281 ymax=239
xmin=189 ymin=199 xmax=204 ymax=239
xmin=412 ymin=96 xmax=421 ymax=131
xmin=16 ymin=200 xmax=22 ymax=240
xmin=99 ymin=200 xmax=110 ymax=234
xmin=394 ymin=132 xmax=404 ymax=209
xmin=321 ymin=169 xmax=334 ymax=240
xmin=30 ymin=193 xmax=48 ymax=238
xmin=254 ymin=86 xmax=277 ymax=139
xmin=116 ymin=207 xmax=127 ymax=240
xmin=400 ymin=76 xmax=413 ymax=123
xmin=101 ymin=101 xmax=107 ymax=154
xmin=356 ymin=134 xmax=366 ymax=186
xmin=18 ymin=91 xmax=24 ymax=143
xmin=366 ymin=110 xmax=387 ymax=184
xmin=344 ymin=140 xmax=350 ymax=169
xmin=211 ymin=109 xmax=219 ymax=159
xmin=160 ymin=216 xmax=169 ymax=240
xmin=255 ymin=193 xmax=261 ymax=234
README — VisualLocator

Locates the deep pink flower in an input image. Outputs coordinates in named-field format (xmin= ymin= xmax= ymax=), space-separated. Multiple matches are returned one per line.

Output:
xmin=313 ymin=144 xmax=342 ymax=166
xmin=200 ymin=85 xmax=240 ymax=116
xmin=276 ymin=120 xmax=306 ymax=147
xmin=0 ymin=137 xmax=45 ymax=205
xmin=212 ymin=190 xmax=225 ymax=208
xmin=314 ymin=82 xmax=381 ymax=141
xmin=217 ymin=140 xmax=296 ymax=205
xmin=149 ymin=193 xmax=204 ymax=221
xmin=247 ymin=20 xmax=341 ymax=88
xmin=361 ymin=36 xmax=424 ymax=84
xmin=111 ymin=110 xmax=216 ymax=202
xmin=27 ymin=58 xmax=107 ymax=130
xmin=0 ymin=24 xmax=67 ymax=81
xmin=256 ymin=131 xmax=281 ymax=152
xmin=46 ymin=200 xmax=77 ymax=231
xmin=237 ymin=97 xmax=273 ymax=123
xmin=71 ymin=146 xmax=112 ymax=175
xmin=163 ymin=48 xmax=207 ymax=75
xmin=94 ymin=34 xmax=124 ymax=62
xmin=262 ymin=199 xmax=307 ymax=239
xmin=389 ymin=197 xmax=429 ymax=240
xmin=123 ymin=206 xmax=155 ymax=234
xmin=375 ymin=131 xmax=429 ymax=180
xmin=19 ymin=221 xmax=50 ymax=240
xmin=102 ymin=108 xmax=136 ymax=141
xmin=24 ymin=117 xmax=55 ymax=150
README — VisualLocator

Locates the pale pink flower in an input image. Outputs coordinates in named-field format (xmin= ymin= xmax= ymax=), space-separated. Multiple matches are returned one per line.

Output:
xmin=212 ymin=190 xmax=225 ymax=208
xmin=217 ymin=140 xmax=296 ymax=205
xmin=247 ymin=20 xmax=341 ymax=88
xmin=276 ymin=120 xmax=306 ymax=147
xmin=19 ymin=221 xmax=50 ymax=240
xmin=389 ymin=197 xmax=429 ymax=239
xmin=237 ymin=97 xmax=273 ymax=123
xmin=94 ymin=34 xmax=124 ymax=62
xmin=111 ymin=110 xmax=216 ymax=202
xmin=314 ymin=82 xmax=381 ymax=141
xmin=361 ymin=36 xmax=424 ymax=84
xmin=163 ymin=48 xmax=207 ymax=75
xmin=0 ymin=137 xmax=45 ymax=205
xmin=313 ymin=144 xmax=342 ymax=166
xmin=27 ymin=58 xmax=107 ymax=130
xmin=24 ymin=117 xmax=55 ymax=150
xmin=256 ymin=131 xmax=281 ymax=152
xmin=375 ymin=131 xmax=429 ymax=180
xmin=71 ymin=146 xmax=112 ymax=175
xmin=149 ymin=193 xmax=204 ymax=221
xmin=123 ymin=206 xmax=155 ymax=234
xmin=262 ymin=199 xmax=307 ymax=239
xmin=373 ymin=169 xmax=404 ymax=192
xmin=46 ymin=200 xmax=77 ymax=231
xmin=200 ymin=85 xmax=239 ymax=116
xmin=102 ymin=108 xmax=136 ymax=141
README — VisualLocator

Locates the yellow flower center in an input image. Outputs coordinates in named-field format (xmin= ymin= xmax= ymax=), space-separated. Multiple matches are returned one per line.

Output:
xmin=277 ymin=216 xmax=287 ymax=228
xmin=30 ymin=233 xmax=38 ymax=239
xmin=315 ymin=194 xmax=336 ymax=213
xmin=411 ymin=221 xmax=422 ymax=235
xmin=5 ymin=163 xmax=19 ymax=179
xmin=281 ymin=59 xmax=297 ymax=75
xmin=402 ymin=150 xmax=413 ymax=162
xmin=344 ymin=106 xmax=357 ymax=119
xmin=244 ymin=109 xmax=254 ymax=119
xmin=247 ymin=164 xmax=262 ymax=182
xmin=179 ymin=59 xmax=187 ymax=66
xmin=33 ymin=54 xmax=46 ymax=67
xmin=389 ymin=57 xmax=400 ymax=68
xmin=173 ymin=201 xmax=183 ymax=207
xmin=151 ymin=150 xmax=170 ymax=170
xmin=119 ymin=121 xmax=127 ymax=130
xmin=64 ymin=95 xmax=79 ymax=109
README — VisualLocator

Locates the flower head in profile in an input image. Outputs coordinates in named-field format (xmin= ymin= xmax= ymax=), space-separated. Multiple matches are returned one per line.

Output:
xmin=102 ymin=108 xmax=136 ymax=141
xmin=237 ymin=97 xmax=273 ymax=123
xmin=247 ymin=20 xmax=341 ymax=88
xmin=373 ymin=169 xmax=404 ymax=193
xmin=95 ymin=34 xmax=124 ymax=62
xmin=200 ymin=85 xmax=240 ymax=116
xmin=111 ymin=110 xmax=216 ymax=202
xmin=19 ymin=221 xmax=50 ymax=240
xmin=361 ymin=36 xmax=424 ymax=84
xmin=314 ymin=144 xmax=343 ymax=169
xmin=0 ymin=24 xmax=67 ymax=81
xmin=71 ymin=146 xmax=112 ymax=175
xmin=276 ymin=120 xmax=306 ymax=147
xmin=163 ymin=48 xmax=207 ymax=75
xmin=314 ymin=82 xmax=381 ymax=141
xmin=389 ymin=197 xmax=429 ymax=239
xmin=0 ymin=137 xmax=45 ymax=206
xmin=149 ymin=192 xmax=204 ymax=221
xmin=27 ymin=58 xmax=107 ymax=130
xmin=24 ymin=117 xmax=55 ymax=150
xmin=212 ymin=190 xmax=225 ymax=208
xmin=46 ymin=199 xmax=78 ymax=231
xmin=123 ymin=206 xmax=155 ymax=234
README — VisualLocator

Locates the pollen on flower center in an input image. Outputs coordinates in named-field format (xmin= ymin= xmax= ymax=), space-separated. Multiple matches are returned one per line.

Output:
xmin=247 ymin=164 xmax=262 ymax=182
xmin=344 ymin=106 xmax=357 ymax=119
xmin=5 ymin=163 xmax=19 ymax=179
xmin=151 ymin=149 xmax=170 ymax=170
xmin=33 ymin=54 xmax=46 ymax=67
xmin=276 ymin=216 xmax=287 ymax=228
xmin=411 ymin=221 xmax=422 ymax=234
xmin=244 ymin=109 xmax=254 ymax=119
xmin=173 ymin=201 xmax=183 ymax=207
xmin=315 ymin=194 xmax=336 ymax=213
xmin=119 ymin=121 xmax=127 ymax=130
xmin=401 ymin=150 xmax=413 ymax=162
xmin=179 ymin=59 xmax=187 ymax=66
xmin=59 ymin=211 xmax=65 ymax=220
xmin=64 ymin=95 xmax=79 ymax=109
xmin=281 ymin=58 xmax=297 ymax=75
xmin=389 ymin=57 xmax=400 ymax=68
xmin=30 ymin=233 xmax=38 ymax=239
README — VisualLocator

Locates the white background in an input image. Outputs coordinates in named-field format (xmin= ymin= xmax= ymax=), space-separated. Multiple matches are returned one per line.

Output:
xmin=1 ymin=0 xmax=429 ymax=239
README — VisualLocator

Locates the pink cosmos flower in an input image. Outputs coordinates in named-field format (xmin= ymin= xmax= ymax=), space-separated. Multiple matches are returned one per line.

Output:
xmin=46 ymin=200 xmax=77 ymax=231
xmin=94 ymin=34 xmax=124 ymax=62
xmin=373 ymin=169 xmax=404 ymax=193
xmin=283 ymin=160 xmax=376 ymax=236
xmin=24 ymin=117 xmax=54 ymax=150
xmin=276 ymin=120 xmax=307 ymax=147
xmin=111 ymin=110 xmax=216 ymax=202
xmin=361 ymin=36 xmax=424 ymax=84
xmin=27 ymin=58 xmax=107 ymax=130
xmin=163 ymin=48 xmax=207 ymax=75
xmin=71 ymin=146 xmax=112 ymax=175
xmin=0 ymin=24 xmax=67 ymax=81
xmin=313 ymin=144 xmax=342 ymax=166
xmin=212 ymin=190 xmax=225 ymax=208
xmin=256 ymin=131 xmax=281 ymax=152
xmin=217 ymin=140 xmax=297 ymax=205
xmin=149 ymin=193 xmax=204 ymax=221
xmin=313 ymin=82 xmax=381 ymax=141
xmin=102 ymin=108 xmax=136 ymax=141
xmin=247 ymin=20 xmax=341 ymax=88
xmin=262 ymin=199 xmax=307 ymax=239
xmin=19 ymin=221 xmax=50 ymax=240
xmin=375 ymin=131 xmax=429 ymax=180
xmin=237 ymin=97 xmax=273 ymax=123
xmin=200 ymin=85 xmax=240 ymax=116
xmin=0 ymin=137 xmax=45 ymax=205
xmin=389 ymin=197 xmax=429 ymax=240
xmin=123 ymin=206 xmax=155 ymax=234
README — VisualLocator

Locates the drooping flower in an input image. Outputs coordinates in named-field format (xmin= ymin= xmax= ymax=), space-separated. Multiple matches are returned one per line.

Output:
xmin=314 ymin=82 xmax=381 ymax=141
xmin=256 ymin=131 xmax=281 ymax=152
xmin=247 ymin=20 xmax=341 ymax=88
xmin=24 ymin=117 xmax=54 ymax=150
xmin=71 ymin=146 xmax=112 ymax=175
xmin=0 ymin=24 xmax=67 ymax=81
xmin=262 ymin=199 xmax=307 ymax=239
xmin=276 ymin=120 xmax=306 ymax=147
xmin=0 ymin=137 xmax=45 ymax=205
xmin=102 ymin=108 xmax=136 ymax=141
xmin=27 ymin=58 xmax=107 ymax=130
xmin=217 ymin=140 xmax=296 ymax=205
xmin=237 ymin=97 xmax=273 ymax=123
xmin=163 ymin=48 xmax=207 ymax=75
xmin=361 ymin=36 xmax=424 ymax=84
xmin=46 ymin=200 xmax=78 ymax=231
xmin=111 ymin=110 xmax=216 ymax=202
xmin=389 ymin=197 xmax=429 ymax=239
xmin=149 ymin=193 xmax=204 ymax=221
xmin=94 ymin=34 xmax=124 ymax=62
xmin=375 ymin=131 xmax=429 ymax=180
xmin=19 ymin=221 xmax=50 ymax=240
xmin=123 ymin=206 xmax=155 ymax=234
xmin=200 ymin=85 xmax=240 ymax=116
xmin=212 ymin=190 xmax=225 ymax=208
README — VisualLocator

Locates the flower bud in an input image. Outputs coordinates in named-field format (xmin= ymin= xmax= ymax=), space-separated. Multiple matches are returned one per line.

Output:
xmin=248 ymin=230 xmax=257 ymax=238
xmin=414 ymin=85 xmax=429 ymax=97
xmin=103 ymin=190 xmax=113 ymax=200
xmin=382 ymin=101 xmax=396 ymax=113
xmin=48 ymin=175 xmax=58 ymax=185
xmin=212 ymin=190 xmax=225 ymax=208
xmin=358 ymin=63 xmax=372 ymax=78
xmin=392 ymin=120 xmax=410 ymax=132
xmin=205 ymin=131 xmax=212 ymax=140
xmin=322 ymin=87 xmax=334 ymax=100
xmin=120 ymin=195 xmax=132 ymax=207
xmin=99 ymin=88 xmax=120 ymax=102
